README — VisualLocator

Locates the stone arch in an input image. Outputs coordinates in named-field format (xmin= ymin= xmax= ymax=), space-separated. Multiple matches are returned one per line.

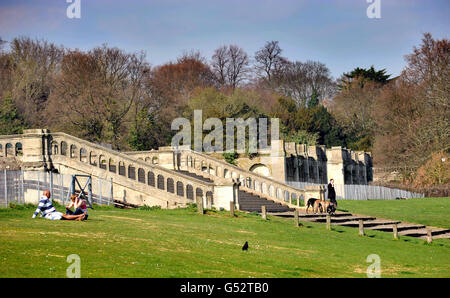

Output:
xmin=99 ymin=155 xmax=107 ymax=170
xmin=15 ymin=142 xmax=23 ymax=156
xmin=201 ymin=160 xmax=208 ymax=172
xmin=167 ymin=178 xmax=174 ymax=193
xmin=89 ymin=151 xmax=97 ymax=166
xmin=79 ymin=148 xmax=87 ymax=163
xmin=109 ymin=159 xmax=117 ymax=173
xmin=51 ymin=142 xmax=58 ymax=155
xmin=249 ymin=163 xmax=271 ymax=177
xmin=206 ymin=191 xmax=213 ymax=205
xmin=118 ymin=161 xmax=126 ymax=176
xmin=70 ymin=144 xmax=78 ymax=159
xmin=254 ymin=180 xmax=260 ymax=192
xmin=276 ymin=188 xmax=282 ymax=200
xmin=284 ymin=190 xmax=290 ymax=202
xmin=138 ymin=168 xmax=145 ymax=183
xmin=291 ymin=193 xmax=298 ymax=205
xmin=186 ymin=185 xmax=194 ymax=200
xmin=5 ymin=143 xmax=13 ymax=157
xmin=157 ymin=174 xmax=165 ymax=190
xmin=0 ymin=144 xmax=3 ymax=157
xmin=60 ymin=141 xmax=68 ymax=156
xmin=128 ymin=165 xmax=136 ymax=179
xmin=245 ymin=177 xmax=252 ymax=188
xmin=196 ymin=188 xmax=203 ymax=199
xmin=148 ymin=171 xmax=155 ymax=187
xmin=269 ymin=185 xmax=274 ymax=197
xmin=176 ymin=181 xmax=184 ymax=197
xmin=261 ymin=182 xmax=267 ymax=194
xmin=216 ymin=166 xmax=222 ymax=177
xmin=208 ymin=165 xmax=215 ymax=176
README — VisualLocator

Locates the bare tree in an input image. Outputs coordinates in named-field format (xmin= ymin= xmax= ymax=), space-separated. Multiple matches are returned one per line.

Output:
xmin=274 ymin=60 xmax=336 ymax=106
xmin=254 ymin=40 xmax=285 ymax=82
xmin=211 ymin=46 xmax=229 ymax=87
xmin=9 ymin=37 xmax=64 ymax=127
xmin=373 ymin=33 xmax=450 ymax=169
xmin=49 ymin=45 xmax=149 ymax=148
xmin=211 ymin=45 xmax=250 ymax=89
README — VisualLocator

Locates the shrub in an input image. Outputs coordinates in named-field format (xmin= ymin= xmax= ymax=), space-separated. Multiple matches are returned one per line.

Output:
xmin=139 ymin=205 xmax=162 ymax=211
xmin=413 ymin=152 xmax=449 ymax=187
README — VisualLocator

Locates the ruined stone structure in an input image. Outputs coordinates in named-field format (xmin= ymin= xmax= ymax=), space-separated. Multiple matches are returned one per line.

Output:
xmin=206 ymin=140 xmax=372 ymax=186
xmin=0 ymin=129 xmax=325 ymax=211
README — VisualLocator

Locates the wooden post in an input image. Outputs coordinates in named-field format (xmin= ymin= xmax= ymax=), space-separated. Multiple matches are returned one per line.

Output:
xmin=294 ymin=209 xmax=302 ymax=227
xmin=230 ymin=201 xmax=235 ymax=217
xmin=261 ymin=205 xmax=267 ymax=220
xmin=427 ymin=229 xmax=432 ymax=243
xmin=359 ymin=219 xmax=364 ymax=236
xmin=393 ymin=224 xmax=399 ymax=240
xmin=326 ymin=214 xmax=331 ymax=230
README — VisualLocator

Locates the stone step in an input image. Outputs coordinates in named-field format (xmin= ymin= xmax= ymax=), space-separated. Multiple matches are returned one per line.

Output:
xmin=336 ymin=219 xmax=401 ymax=228
xmin=268 ymin=211 xmax=354 ymax=219
xmin=312 ymin=216 xmax=376 ymax=223
xmin=419 ymin=231 xmax=450 ymax=240
xmin=366 ymin=223 xmax=426 ymax=232
xmin=399 ymin=228 xmax=450 ymax=238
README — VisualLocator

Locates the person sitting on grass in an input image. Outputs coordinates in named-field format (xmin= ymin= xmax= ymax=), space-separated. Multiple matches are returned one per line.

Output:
xmin=66 ymin=194 xmax=88 ymax=220
xmin=32 ymin=190 xmax=85 ymax=221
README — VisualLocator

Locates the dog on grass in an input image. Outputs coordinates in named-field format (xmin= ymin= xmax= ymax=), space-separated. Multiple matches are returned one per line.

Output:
xmin=319 ymin=200 xmax=336 ymax=215
xmin=306 ymin=198 xmax=322 ymax=214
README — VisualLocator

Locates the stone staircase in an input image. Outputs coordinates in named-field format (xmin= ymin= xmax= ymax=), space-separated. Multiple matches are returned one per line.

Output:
xmin=175 ymin=170 xmax=293 ymax=213
xmin=238 ymin=190 xmax=294 ymax=213
xmin=267 ymin=210 xmax=450 ymax=240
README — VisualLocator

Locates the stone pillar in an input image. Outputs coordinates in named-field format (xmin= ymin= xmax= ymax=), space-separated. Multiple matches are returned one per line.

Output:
xmin=21 ymin=129 xmax=51 ymax=171
xmin=270 ymin=139 xmax=287 ymax=183
xmin=326 ymin=147 xmax=345 ymax=186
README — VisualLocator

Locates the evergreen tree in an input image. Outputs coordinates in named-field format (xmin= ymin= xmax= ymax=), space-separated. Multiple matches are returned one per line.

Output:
xmin=0 ymin=92 xmax=27 ymax=135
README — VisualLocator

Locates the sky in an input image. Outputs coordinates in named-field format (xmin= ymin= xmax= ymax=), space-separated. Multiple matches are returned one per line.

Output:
xmin=0 ymin=0 xmax=448 ymax=79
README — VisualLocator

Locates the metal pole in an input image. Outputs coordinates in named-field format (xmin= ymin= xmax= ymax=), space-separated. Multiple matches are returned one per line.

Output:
xmin=50 ymin=171 xmax=54 ymax=201
xmin=4 ymin=170 xmax=7 ymax=207
xmin=21 ymin=170 xmax=24 ymax=204
xmin=37 ymin=171 xmax=40 ymax=201
xmin=99 ymin=178 xmax=102 ymax=204
xmin=61 ymin=174 xmax=64 ymax=205
xmin=88 ymin=176 xmax=92 ymax=207
xmin=109 ymin=178 xmax=113 ymax=206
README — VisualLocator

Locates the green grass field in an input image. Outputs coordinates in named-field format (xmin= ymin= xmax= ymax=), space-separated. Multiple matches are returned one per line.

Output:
xmin=338 ymin=197 xmax=450 ymax=229
xmin=0 ymin=199 xmax=449 ymax=278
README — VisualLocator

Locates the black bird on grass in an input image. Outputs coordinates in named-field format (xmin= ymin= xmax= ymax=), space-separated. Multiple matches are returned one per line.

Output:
xmin=242 ymin=241 xmax=248 ymax=251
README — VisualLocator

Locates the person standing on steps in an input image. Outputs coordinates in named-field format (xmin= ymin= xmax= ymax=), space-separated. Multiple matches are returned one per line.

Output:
xmin=327 ymin=179 xmax=337 ymax=207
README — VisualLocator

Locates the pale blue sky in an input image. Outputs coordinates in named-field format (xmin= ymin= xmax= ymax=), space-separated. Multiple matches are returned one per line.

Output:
xmin=0 ymin=0 xmax=448 ymax=78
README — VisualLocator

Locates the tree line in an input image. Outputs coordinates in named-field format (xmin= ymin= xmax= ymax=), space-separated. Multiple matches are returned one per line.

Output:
xmin=0 ymin=34 xmax=448 ymax=186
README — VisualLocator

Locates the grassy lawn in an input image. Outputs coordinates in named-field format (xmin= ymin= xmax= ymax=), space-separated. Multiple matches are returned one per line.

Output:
xmin=338 ymin=197 xmax=450 ymax=229
xmin=0 ymin=202 xmax=449 ymax=278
